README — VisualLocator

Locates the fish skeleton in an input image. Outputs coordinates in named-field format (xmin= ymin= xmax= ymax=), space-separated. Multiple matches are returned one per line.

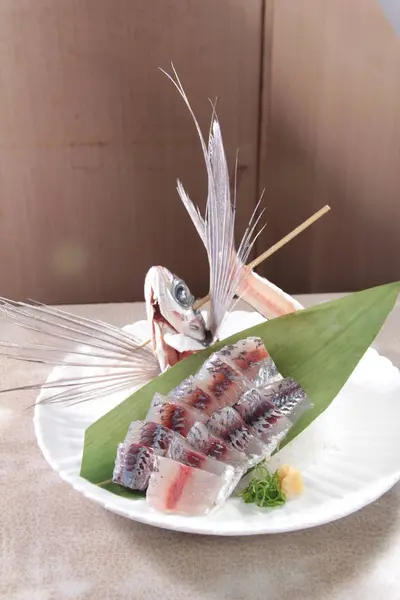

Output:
xmin=0 ymin=65 xmax=302 ymax=406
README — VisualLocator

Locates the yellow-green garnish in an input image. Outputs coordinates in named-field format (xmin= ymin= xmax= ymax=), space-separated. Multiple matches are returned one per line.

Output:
xmin=238 ymin=464 xmax=286 ymax=508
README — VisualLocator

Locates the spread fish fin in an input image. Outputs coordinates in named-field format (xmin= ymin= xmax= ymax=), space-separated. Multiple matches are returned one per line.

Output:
xmin=0 ymin=299 xmax=159 ymax=406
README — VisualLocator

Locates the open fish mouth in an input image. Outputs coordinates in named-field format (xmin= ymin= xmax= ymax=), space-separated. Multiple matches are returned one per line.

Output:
xmin=152 ymin=300 xmax=179 ymax=336
xmin=150 ymin=290 xmax=210 ymax=351
xmin=150 ymin=299 xmax=203 ymax=364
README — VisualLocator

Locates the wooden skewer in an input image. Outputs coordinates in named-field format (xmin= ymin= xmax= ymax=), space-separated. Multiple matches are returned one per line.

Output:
xmin=193 ymin=204 xmax=330 ymax=310
xmin=247 ymin=204 xmax=330 ymax=270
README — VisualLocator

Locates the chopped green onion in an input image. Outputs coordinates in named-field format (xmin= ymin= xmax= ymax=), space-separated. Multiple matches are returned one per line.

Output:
xmin=238 ymin=463 xmax=286 ymax=508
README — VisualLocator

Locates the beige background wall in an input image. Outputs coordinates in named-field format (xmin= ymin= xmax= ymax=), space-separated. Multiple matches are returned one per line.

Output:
xmin=0 ymin=0 xmax=398 ymax=304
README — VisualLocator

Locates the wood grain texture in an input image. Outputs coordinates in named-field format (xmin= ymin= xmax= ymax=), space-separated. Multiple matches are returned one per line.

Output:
xmin=0 ymin=0 xmax=262 ymax=303
xmin=256 ymin=0 xmax=400 ymax=294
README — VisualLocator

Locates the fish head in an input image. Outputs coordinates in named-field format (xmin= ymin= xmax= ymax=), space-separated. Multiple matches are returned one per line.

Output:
xmin=144 ymin=266 xmax=211 ymax=354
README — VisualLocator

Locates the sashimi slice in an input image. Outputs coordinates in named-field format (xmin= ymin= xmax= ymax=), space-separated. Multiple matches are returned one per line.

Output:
xmin=124 ymin=421 xmax=176 ymax=455
xmin=205 ymin=406 xmax=271 ymax=466
xmin=146 ymin=395 xmax=208 ymax=436
xmin=112 ymin=443 xmax=155 ymax=491
xmin=220 ymin=336 xmax=268 ymax=370
xmin=255 ymin=356 xmax=283 ymax=387
xmin=167 ymin=435 xmax=242 ymax=497
xmin=234 ymin=388 xmax=292 ymax=448
xmin=147 ymin=392 xmax=166 ymax=411
xmin=263 ymin=377 xmax=312 ymax=421
xmin=219 ymin=337 xmax=282 ymax=387
xmin=168 ymin=376 xmax=220 ymax=415
xmin=186 ymin=421 xmax=248 ymax=467
xmin=167 ymin=435 xmax=233 ymax=477
xmin=196 ymin=353 xmax=249 ymax=405
xmin=146 ymin=456 xmax=225 ymax=516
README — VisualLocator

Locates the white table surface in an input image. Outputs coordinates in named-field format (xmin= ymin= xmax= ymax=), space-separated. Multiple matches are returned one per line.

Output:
xmin=1 ymin=295 xmax=400 ymax=600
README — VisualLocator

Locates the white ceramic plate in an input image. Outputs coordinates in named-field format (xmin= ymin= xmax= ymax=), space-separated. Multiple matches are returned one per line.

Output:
xmin=34 ymin=311 xmax=400 ymax=536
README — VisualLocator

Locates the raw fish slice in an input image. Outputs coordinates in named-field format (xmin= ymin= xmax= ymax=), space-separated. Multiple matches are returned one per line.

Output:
xmin=148 ymin=392 xmax=166 ymax=410
xmin=219 ymin=337 xmax=268 ymax=370
xmin=206 ymin=406 xmax=270 ymax=465
xmin=167 ymin=435 xmax=234 ymax=478
xmin=146 ymin=395 xmax=208 ymax=437
xmin=186 ymin=421 xmax=248 ymax=467
xmin=167 ymin=435 xmax=243 ymax=492
xmin=263 ymin=377 xmax=312 ymax=421
xmin=167 ymin=436 xmax=241 ymax=497
xmin=146 ymin=456 xmax=225 ymax=516
xmin=219 ymin=337 xmax=282 ymax=386
xmin=254 ymin=357 xmax=283 ymax=387
xmin=168 ymin=376 xmax=220 ymax=415
xmin=234 ymin=388 xmax=292 ymax=447
xmin=112 ymin=443 xmax=155 ymax=491
xmin=113 ymin=443 xmax=126 ymax=483
xmin=124 ymin=420 xmax=176 ymax=455
xmin=196 ymin=353 xmax=249 ymax=405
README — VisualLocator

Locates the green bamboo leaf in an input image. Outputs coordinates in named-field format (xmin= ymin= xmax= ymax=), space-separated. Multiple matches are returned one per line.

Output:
xmin=80 ymin=282 xmax=400 ymax=493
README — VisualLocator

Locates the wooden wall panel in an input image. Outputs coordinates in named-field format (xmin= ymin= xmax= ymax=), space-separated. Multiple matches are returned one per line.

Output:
xmin=0 ymin=0 xmax=262 ymax=304
xmin=256 ymin=0 xmax=400 ymax=294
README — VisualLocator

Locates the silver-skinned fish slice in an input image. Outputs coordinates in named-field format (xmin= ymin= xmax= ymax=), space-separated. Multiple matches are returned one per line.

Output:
xmin=186 ymin=421 xmax=248 ymax=468
xmin=124 ymin=421 xmax=176 ymax=455
xmin=263 ymin=377 xmax=312 ymax=421
xmin=234 ymin=388 xmax=292 ymax=449
xmin=168 ymin=376 xmax=220 ymax=416
xmin=205 ymin=406 xmax=271 ymax=466
xmin=146 ymin=394 xmax=208 ymax=437
xmin=196 ymin=353 xmax=249 ymax=406
xmin=112 ymin=443 xmax=155 ymax=491
xmin=219 ymin=337 xmax=282 ymax=387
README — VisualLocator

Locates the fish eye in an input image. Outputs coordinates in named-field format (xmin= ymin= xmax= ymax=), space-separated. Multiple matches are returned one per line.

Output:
xmin=173 ymin=279 xmax=193 ymax=308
